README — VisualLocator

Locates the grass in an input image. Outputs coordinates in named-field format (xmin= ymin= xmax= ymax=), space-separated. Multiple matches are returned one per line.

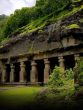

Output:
xmin=0 ymin=82 xmax=74 ymax=110
xmin=0 ymin=86 xmax=42 ymax=110
xmin=0 ymin=80 xmax=83 ymax=110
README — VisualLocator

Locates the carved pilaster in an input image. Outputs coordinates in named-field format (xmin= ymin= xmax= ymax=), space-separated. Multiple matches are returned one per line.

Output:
xmin=20 ymin=61 xmax=26 ymax=82
xmin=10 ymin=64 xmax=15 ymax=82
xmin=44 ymin=59 xmax=50 ymax=84
xmin=30 ymin=61 xmax=38 ymax=83
xmin=2 ymin=64 xmax=6 ymax=83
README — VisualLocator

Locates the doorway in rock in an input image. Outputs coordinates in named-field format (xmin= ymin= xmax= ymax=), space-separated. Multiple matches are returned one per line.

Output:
xmin=14 ymin=63 xmax=20 ymax=82
xmin=6 ymin=64 xmax=10 ymax=82
xmin=49 ymin=57 xmax=59 ymax=74
xmin=36 ymin=60 xmax=44 ymax=83
xmin=64 ymin=55 xmax=75 ymax=69
xmin=25 ymin=61 xmax=31 ymax=82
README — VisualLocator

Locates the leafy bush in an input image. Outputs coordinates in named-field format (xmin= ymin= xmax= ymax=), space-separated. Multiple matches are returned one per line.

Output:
xmin=78 ymin=72 xmax=83 ymax=84
xmin=48 ymin=66 xmax=64 ymax=86
xmin=73 ymin=58 xmax=83 ymax=86
xmin=65 ymin=68 xmax=74 ymax=79
xmin=77 ymin=58 xmax=83 ymax=85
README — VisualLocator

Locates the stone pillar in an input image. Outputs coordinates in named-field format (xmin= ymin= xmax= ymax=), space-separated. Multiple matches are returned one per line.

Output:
xmin=10 ymin=64 xmax=15 ymax=82
xmin=58 ymin=56 xmax=65 ymax=70
xmin=44 ymin=59 xmax=50 ymax=84
xmin=30 ymin=61 xmax=38 ymax=83
xmin=2 ymin=64 xmax=6 ymax=83
xmin=20 ymin=61 xmax=26 ymax=83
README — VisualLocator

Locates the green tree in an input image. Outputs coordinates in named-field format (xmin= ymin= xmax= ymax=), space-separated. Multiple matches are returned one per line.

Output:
xmin=0 ymin=15 xmax=8 ymax=41
xmin=4 ymin=0 xmax=72 ymax=37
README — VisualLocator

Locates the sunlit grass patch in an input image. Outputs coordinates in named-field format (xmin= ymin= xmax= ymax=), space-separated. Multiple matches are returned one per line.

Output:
xmin=0 ymin=86 xmax=42 ymax=110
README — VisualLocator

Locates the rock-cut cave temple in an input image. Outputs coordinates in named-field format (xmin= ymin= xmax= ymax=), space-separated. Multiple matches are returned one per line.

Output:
xmin=0 ymin=9 xmax=83 ymax=85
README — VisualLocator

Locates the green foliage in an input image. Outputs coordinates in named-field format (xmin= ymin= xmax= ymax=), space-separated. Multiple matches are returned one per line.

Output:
xmin=57 ymin=4 xmax=83 ymax=21
xmin=72 ymin=0 xmax=81 ymax=3
xmin=1 ymin=0 xmax=83 ymax=40
xmin=48 ymin=66 xmax=64 ymax=86
xmin=0 ymin=15 xmax=7 ymax=20
xmin=67 ymin=24 xmax=80 ymax=29
xmin=78 ymin=72 xmax=83 ymax=84
xmin=4 ymin=0 xmax=71 ymax=37
xmin=73 ymin=58 xmax=83 ymax=86
xmin=48 ymin=65 xmax=75 ymax=87
xmin=77 ymin=58 xmax=83 ymax=84
xmin=79 ymin=19 xmax=83 ymax=23
xmin=0 ymin=87 xmax=42 ymax=110
xmin=65 ymin=68 xmax=74 ymax=79
xmin=23 ymin=15 xmax=48 ymax=33
xmin=4 ymin=7 xmax=36 ymax=37
xmin=36 ymin=0 xmax=71 ymax=16
xmin=0 ymin=15 xmax=8 ymax=42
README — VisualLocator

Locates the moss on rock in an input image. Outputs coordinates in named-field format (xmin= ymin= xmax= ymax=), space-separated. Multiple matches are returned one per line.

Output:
xmin=67 ymin=24 xmax=80 ymax=29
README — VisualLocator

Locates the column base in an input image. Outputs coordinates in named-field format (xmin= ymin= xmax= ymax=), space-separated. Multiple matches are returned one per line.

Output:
xmin=0 ymin=82 xmax=44 ymax=86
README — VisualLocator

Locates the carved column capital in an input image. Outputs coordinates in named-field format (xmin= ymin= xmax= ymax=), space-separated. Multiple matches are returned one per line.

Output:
xmin=58 ymin=56 xmax=64 ymax=62
xmin=10 ymin=64 xmax=15 ymax=69
xmin=20 ymin=61 xmax=25 ymax=68
xmin=74 ymin=54 xmax=80 ymax=61
xmin=58 ymin=56 xmax=65 ymax=70
xmin=44 ymin=58 xmax=50 ymax=64
xmin=31 ymin=61 xmax=37 ymax=66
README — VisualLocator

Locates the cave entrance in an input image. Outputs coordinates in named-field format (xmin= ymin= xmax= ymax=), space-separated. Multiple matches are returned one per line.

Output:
xmin=49 ymin=57 xmax=59 ymax=74
xmin=14 ymin=63 xmax=20 ymax=82
xmin=25 ymin=61 xmax=31 ymax=82
xmin=64 ymin=55 xmax=75 ymax=69
xmin=6 ymin=64 xmax=10 ymax=82
xmin=36 ymin=60 xmax=44 ymax=83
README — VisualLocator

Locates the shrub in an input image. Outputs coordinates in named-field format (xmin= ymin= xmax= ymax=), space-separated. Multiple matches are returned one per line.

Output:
xmin=78 ymin=72 xmax=83 ymax=84
xmin=73 ymin=57 xmax=83 ymax=86
xmin=48 ymin=66 xmax=64 ymax=86
xmin=65 ymin=68 xmax=74 ymax=79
